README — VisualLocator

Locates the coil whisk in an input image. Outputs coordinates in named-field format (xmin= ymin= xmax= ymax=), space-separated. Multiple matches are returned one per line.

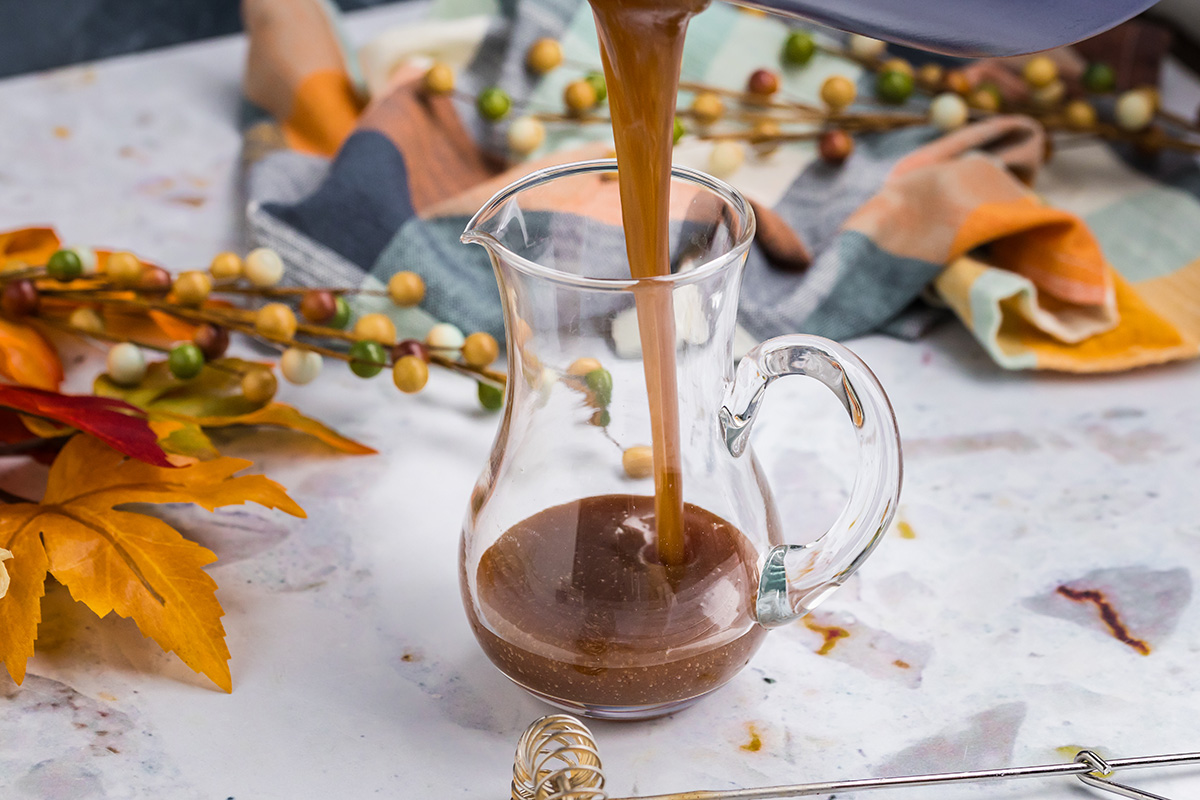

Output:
xmin=513 ymin=715 xmax=607 ymax=800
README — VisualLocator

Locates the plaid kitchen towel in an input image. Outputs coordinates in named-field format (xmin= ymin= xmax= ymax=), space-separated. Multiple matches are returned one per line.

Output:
xmin=242 ymin=0 xmax=1200 ymax=371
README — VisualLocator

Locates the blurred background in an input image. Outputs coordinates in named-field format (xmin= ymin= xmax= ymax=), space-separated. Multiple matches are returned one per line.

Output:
xmin=0 ymin=0 xmax=1196 ymax=79
xmin=0 ymin=0 xmax=396 ymax=78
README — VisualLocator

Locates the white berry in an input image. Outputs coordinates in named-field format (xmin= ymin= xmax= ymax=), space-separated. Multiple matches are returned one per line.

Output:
xmin=106 ymin=342 xmax=147 ymax=386
xmin=425 ymin=322 xmax=465 ymax=350
xmin=848 ymin=34 xmax=886 ymax=61
xmin=1115 ymin=90 xmax=1154 ymax=132
xmin=507 ymin=116 xmax=546 ymax=156
xmin=244 ymin=247 xmax=285 ymax=287
xmin=707 ymin=141 xmax=745 ymax=178
xmin=929 ymin=92 xmax=969 ymax=131
xmin=280 ymin=347 xmax=322 ymax=385
xmin=67 ymin=245 xmax=97 ymax=274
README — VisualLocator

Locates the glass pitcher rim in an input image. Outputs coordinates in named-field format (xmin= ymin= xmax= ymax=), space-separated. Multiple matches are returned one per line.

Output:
xmin=461 ymin=159 xmax=757 ymax=292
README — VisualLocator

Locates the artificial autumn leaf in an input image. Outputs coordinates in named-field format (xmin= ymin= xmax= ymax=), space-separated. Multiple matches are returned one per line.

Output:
xmin=0 ymin=317 xmax=63 ymax=390
xmin=149 ymin=418 xmax=222 ymax=462
xmin=0 ymin=227 xmax=61 ymax=268
xmin=0 ymin=548 xmax=11 ymax=599
xmin=95 ymin=359 xmax=375 ymax=455
xmin=0 ymin=434 xmax=305 ymax=690
xmin=0 ymin=383 xmax=172 ymax=466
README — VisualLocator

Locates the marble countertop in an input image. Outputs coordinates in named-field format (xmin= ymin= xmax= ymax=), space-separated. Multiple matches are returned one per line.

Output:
xmin=3 ymin=5 xmax=1200 ymax=799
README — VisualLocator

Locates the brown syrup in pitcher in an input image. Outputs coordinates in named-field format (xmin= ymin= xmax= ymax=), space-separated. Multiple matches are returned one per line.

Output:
xmin=467 ymin=494 xmax=765 ymax=707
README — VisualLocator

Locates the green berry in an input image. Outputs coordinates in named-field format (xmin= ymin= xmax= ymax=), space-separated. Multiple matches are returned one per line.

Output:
xmin=585 ymin=368 xmax=612 ymax=408
xmin=348 ymin=340 xmax=386 ymax=378
xmin=477 ymin=87 xmax=512 ymax=121
xmin=673 ymin=117 xmax=685 ymax=145
xmin=329 ymin=296 xmax=351 ymax=329
xmin=876 ymin=69 xmax=914 ymax=104
xmin=1083 ymin=62 xmax=1116 ymax=94
xmin=584 ymin=71 xmax=607 ymax=103
xmin=167 ymin=343 xmax=205 ymax=380
xmin=47 ymin=249 xmax=83 ymax=282
xmin=782 ymin=30 xmax=816 ymax=66
xmin=477 ymin=381 xmax=504 ymax=411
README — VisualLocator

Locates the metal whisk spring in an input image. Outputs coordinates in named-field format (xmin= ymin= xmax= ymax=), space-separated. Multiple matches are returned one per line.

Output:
xmin=513 ymin=714 xmax=606 ymax=800
xmin=512 ymin=714 xmax=1200 ymax=800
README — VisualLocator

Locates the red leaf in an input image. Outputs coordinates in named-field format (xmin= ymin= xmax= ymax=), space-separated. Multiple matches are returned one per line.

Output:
xmin=0 ymin=385 xmax=173 ymax=467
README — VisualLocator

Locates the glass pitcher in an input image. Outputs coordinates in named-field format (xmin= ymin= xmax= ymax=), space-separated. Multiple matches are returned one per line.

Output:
xmin=460 ymin=161 xmax=902 ymax=720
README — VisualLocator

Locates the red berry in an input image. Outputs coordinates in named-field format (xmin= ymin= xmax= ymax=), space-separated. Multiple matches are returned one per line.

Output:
xmin=818 ymin=129 xmax=854 ymax=165
xmin=299 ymin=290 xmax=337 ymax=323
xmin=1 ymin=279 xmax=39 ymax=317
xmin=747 ymin=69 xmax=780 ymax=97
xmin=392 ymin=338 xmax=431 ymax=363
xmin=193 ymin=323 xmax=230 ymax=361
xmin=138 ymin=265 xmax=172 ymax=294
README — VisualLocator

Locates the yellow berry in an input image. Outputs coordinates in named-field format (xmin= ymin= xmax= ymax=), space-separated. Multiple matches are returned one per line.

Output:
xmin=106 ymin=251 xmax=143 ymax=286
xmin=820 ymin=75 xmax=857 ymax=110
xmin=241 ymin=368 xmax=278 ymax=404
xmin=751 ymin=119 xmax=782 ymax=156
xmin=691 ymin=91 xmax=725 ymax=125
xmin=462 ymin=332 xmax=500 ymax=367
xmin=969 ymin=86 xmax=1002 ymax=112
xmin=916 ymin=63 xmax=944 ymax=90
xmin=393 ymin=355 xmax=430 ymax=394
xmin=525 ymin=38 xmax=563 ymax=74
xmin=1029 ymin=79 xmax=1065 ymax=109
xmin=68 ymin=306 xmax=105 ymax=335
xmin=209 ymin=251 xmax=243 ymax=281
xmin=881 ymin=57 xmax=913 ymax=77
xmin=353 ymin=312 xmax=397 ymax=344
xmin=564 ymin=80 xmax=598 ymax=115
xmin=424 ymin=63 xmax=456 ymax=95
xmin=255 ymin=302 xmax=297 ymax=340
xmin=1022 ymin=55 xmax=1058 ymax=89
xmin=1064 ymin=99 xmax=1097 ymax=130
xmin=567 ymin=357 xmax=602 ymax=377
xmin=387 ymin=271 xmax=425 ymax=307
xmin=622 ymin=446 xmax=654 ymax=479
xmin=172 ymin=270 xmax=212 ymax=307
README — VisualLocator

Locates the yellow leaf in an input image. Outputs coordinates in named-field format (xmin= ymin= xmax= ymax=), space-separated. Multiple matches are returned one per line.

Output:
xmin=149 ymin=419 xmax=221 ymax=463
xmin=0 ymin=434 xmax=305 ymax=690
xmin=0 ymin=509 xmax=47 ymax=685
xmin=191 ymin=403 xmax=377 ymax=455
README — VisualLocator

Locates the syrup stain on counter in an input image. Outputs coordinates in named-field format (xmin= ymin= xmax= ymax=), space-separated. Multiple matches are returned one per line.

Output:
xmin=895 ymin=521 xmax=917 ymax=539
xmin=804 ymin=618 xmax=850 ymax=655
xmin=793 ymin=610 xmax=932 ymax=688
xmin=1024 ymin=567 xmax=1192 ymax=655
xmin=1055 ymin=586 xmax=1150 ymax=655
xmin=741 ymin=723 xmax=763 ymax=752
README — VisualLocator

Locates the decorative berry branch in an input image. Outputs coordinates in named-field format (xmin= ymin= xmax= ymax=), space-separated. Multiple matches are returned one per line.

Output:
xmin=415 ymin=27 xmax=1200 ymax=176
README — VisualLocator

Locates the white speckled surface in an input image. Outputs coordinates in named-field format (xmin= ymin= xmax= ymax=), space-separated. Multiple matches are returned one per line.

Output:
xmin=2 ymin=5 xmax=1200 ymax=799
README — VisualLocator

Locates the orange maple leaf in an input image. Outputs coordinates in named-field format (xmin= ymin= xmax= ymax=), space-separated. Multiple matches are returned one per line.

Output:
xmin=0 ymin=434 xmax=305 ymax=691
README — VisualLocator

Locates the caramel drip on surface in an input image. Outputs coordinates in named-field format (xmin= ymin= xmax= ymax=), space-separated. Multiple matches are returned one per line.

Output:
xmin=589 ymin=0 xmax=709 ymax=565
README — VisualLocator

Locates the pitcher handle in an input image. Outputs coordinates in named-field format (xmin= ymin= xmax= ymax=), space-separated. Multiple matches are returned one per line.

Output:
xmin=719 ymin=335 xmax=903 ymax=628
